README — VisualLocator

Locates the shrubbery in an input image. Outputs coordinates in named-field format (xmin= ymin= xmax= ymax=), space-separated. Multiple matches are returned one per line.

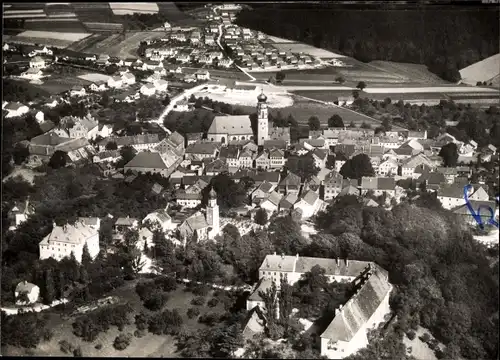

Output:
xmin=113 ymin=333 xmax=133 ymax=351
xmin=72 ymin=304 xmax=132 ymax=342
xmin=207 ymin=298 xmax=219 ymax=308
xmin=406 ymin=330 xmax=416 ymax=340
xmin=190 ymin=284 xmax=210 ymax=296
xmin=154 ymin=276 xmax=177 ymax=292
xmin=187 ymin=308 xmax=201 ymax=319
xmin=147 ymin=309 xmax=183 ymax=336
xmin=143 ymin=291 xmax=169 ymax=311
xmin=191 ymin=296 xmax=205 ymax=306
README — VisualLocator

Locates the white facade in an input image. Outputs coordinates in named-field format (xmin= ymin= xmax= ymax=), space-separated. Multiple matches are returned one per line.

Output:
xmin=378 ymin=160 xmax=398 ymax=176
xmin=39 ymin=221 xmax=100 ymax=263
xmin=140 ymin=84 xmax=156 ymax=96
xmin=257 ymin=92 xmax=269 ymax=146
xmin=176 ymin=198 xmax=202 ymax=208
xmin=5 ymin=105 xmax=29 ymax=118
xmin=206 ymin=194 xmax=220 ymax=239
xmin=15 ymin=282 xmax=40 ymax=305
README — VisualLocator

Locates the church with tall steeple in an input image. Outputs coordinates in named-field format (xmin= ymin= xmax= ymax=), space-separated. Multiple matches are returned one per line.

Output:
xmin=178 ymin=187 xmax=220 ymax=243
xmin=257 ymin=90 xmax=269 ymax=146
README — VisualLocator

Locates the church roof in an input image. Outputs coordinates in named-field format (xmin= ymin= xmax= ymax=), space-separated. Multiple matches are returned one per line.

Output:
xmin=207 ymin=115 xmax=253 ymax=136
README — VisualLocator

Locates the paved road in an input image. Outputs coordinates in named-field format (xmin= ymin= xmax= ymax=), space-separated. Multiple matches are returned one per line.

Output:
xmin=2 ymin=298 xmax=69 ymax=316
xmin=155 ymin=83 xmax=208 ymax=133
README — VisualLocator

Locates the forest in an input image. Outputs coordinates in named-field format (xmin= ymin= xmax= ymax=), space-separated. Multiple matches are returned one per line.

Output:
xmin=235 ymin=4 xmax=499 ymax=82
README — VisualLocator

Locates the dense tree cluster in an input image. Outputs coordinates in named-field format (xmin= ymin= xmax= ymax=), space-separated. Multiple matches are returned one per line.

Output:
xmin=340 ymin=153 xmax=375 ymax=179
xmin=235 ymin=5 xmax=498 ymax=82
xmin=1 ymin=311 xmax=53 ymax=348
xmin=284 ymin=154 xmax=320 ymax=181
xmin=311 ymin=196 xmax=499 ymax=359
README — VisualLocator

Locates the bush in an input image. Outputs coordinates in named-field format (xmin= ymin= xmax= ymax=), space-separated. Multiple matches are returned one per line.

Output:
xmin=406 ymin=330 xmax=416 ymax=340
xmin=134 ymin=329 xmax=146 ymax=338
xmin=59 ymin=340 xmax=75 ymax=354
xmin=191 ymin=284 xmax=210 ymax=296
xmin=207 ymin=298 xmax=219 ymax=308
xmin=135 ymin=312 xmax=150 ymax=331
xmin=73 ymin=347 xmax=82 ymax=357
xmin=420 ymin=333 xmax=431 ymax=343
xmin=113 ymin=333 xmax=133 ymax=351
xmin=135 ymin=280 xmax=154 ymax=301
xmin=191 ymin=296 xmax=205 ymax=306
xmin=95 ymin=343 xmax=102 ymax=350
xmin=154 ymin=276 xmax=177 ymax=292
xmin=187 ymin=307 xmax=201 ymax=319
xmin=143 ymin=291 xmax=169 ymax=311
xmin=198 ymin=312 xmax=220 ymax=326
xmin=428 ymin=341 xmax=438 ymax=350
xmin=434 ymin=349 xmax=444 ymax=359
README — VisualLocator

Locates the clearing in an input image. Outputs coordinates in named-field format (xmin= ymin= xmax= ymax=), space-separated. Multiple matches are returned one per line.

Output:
xmin=368 ymin=61 xmax=449 ymax=85
xmin=23 ymin=19 xmax=89 ymax=33
xmin=473 ymin=229 xmax=499 ymax=248
xmin=403 ymin=326 xmax=446 ymax=360
xmin=459 ymin=53 xmax=500 ymax=86
xmin=3 ymin=166 xmax=45 ymax=185
xmin=3 ymin=280 xmax=232 ymax=357
xmin=17 ymin=30 xmax=91 ymax=42
xmin=193 ymin=88 xmax=293 ymax=108
xmin=33 ymin=75 xmax=93 ymax=95
xmin=84 ymin=32 xmax=166 ymax=58
xmin=363 ymin=86 xmax=500 ymax=94
xmin=78 ymin=73 xmax=111 ymax=82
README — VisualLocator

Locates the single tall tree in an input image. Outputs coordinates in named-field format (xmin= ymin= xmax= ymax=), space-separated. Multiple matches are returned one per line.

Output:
xmin=254 ymin=208 xmax=269 ymax=226
xmin=356 ymin=81 xmax=367 ymax=90
xmin=340 ymin=153 xmax=375 ymax=179
xmin=308 ymin=116 xmax=321 ymax=131
xmin=41 ymin=269 xmax=56 ymax=305
xmin=439 ymin=142 xmax=459 ymax=167
xmin=328 ymin=114 xmax=344 ymax=128
xmin=48 ymin=150 xmax=67 ymax=169
xmin=81 ymin=243 xmax=92 ymax=267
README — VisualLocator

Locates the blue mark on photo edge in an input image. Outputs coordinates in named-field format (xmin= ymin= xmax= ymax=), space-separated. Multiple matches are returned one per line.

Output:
xmin=463 ymin=184 xmax=499 ymax=229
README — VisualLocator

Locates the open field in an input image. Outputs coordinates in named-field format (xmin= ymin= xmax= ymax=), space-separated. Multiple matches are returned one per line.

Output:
xmin=78 ymin=73 xmax=111 ymax=82
xmin=193 ymin=89 xmax=293 ymax=108
xmin=23 ymin=19 xmax=88 ymax=33
xmin=460 ymin=53 xmax=500 ymax=86
xmin=157 ymin=2 xmax=204 ymax=26
xmin=82 ymin=31 xmax=165 ymax=58
xmin=27 ymin=75 xmax=93 ymax=95
xmin=110 ymin=2 xmax=159 ymax=15
xmin=363 ymin=86 xmax=500 ymax=94
xmin=3 ymin=35 xmax=75 ymax=49
xmin=17 ymin=30 xmax=91 ymax=42
xmin=266 ymin=35 xmax=295 ymax=43
xmin=2 ymin=166 xmax=46 ymax=186
xmin=291 ymin=89 xmax=363 ymax=102
xmin=72 ymin=3 xmax=116 ymax=23
xmin=67 ymin=33 xmax=109 ymax=52
xmin=268 ymin=41 xmax=346 ymax=59
xmin=2 ymin=280 xmax=229 ymax=357
xmin=368 ymin=61 xmax=449 ymax=84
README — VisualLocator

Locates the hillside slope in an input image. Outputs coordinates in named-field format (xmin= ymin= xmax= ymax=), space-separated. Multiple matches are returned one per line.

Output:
xmin=459 ymin=53 xmax=500 ymax=86
xmin=235 ymin=4 xmax=499 ymax=83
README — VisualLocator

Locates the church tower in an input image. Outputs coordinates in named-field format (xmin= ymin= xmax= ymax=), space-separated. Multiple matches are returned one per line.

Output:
xmin=206 ymin=187 xmax=220 ymax=239
xmin=257 ymin=89 xmax=269 ymax=146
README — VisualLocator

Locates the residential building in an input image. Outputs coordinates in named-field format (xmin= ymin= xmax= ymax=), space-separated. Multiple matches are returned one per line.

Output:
xmin=437 ymin=184 xmax=488 ymax=210
xmin=194 ymin=70 xmax=210 ymax=80
xmin=143 ymin=208 xmax=173 ymax=233
xmin=361 ymin=177 xmax=396 ymax=197
xmin=39 ymin=220 xmax=100 ymax=263
xmin=239 ymin=149 xmax=254 ymax=168
xmin=400 ymin=153 xmax=434 ymax=179
xmin=114 ymin=216 xmax=139 ymax=233
xmin=294 ymin=190 xmax=322 ymax=219
xmin=452 ymin=200 xmax=498 ymax=226
xmin=98 ymin=134 xmax=161 ymax=152
xmin=278 ymin=172 xmax=301 ymax=195
xmin=269 ymin=148 xmax=286 ymax=169
xmin=59 ymin=115 xmax=99 ymax=140
xmin=21 ymin=67 xmax=43 ymax=80
xmin=122 ymin=72 xmax=136 ymax=85
xmin=29 ymin=56 xmax=46 ymax=69
xmin=185 ymin=142 xmax=219 ymax=160
xmin=140 ymin=83 xmax=156 ymax=96
xmin=154 ymin=131 xmax=185 ymax=156
xmin=70 ymin=86 xmax=86 ymax=97
xmin=89 ymin=81 xmax=107 ymax=92
xmin=377 ymin=159 xmax=398 ymax=176
xmin=252 ymin=180 xmax=275 ymax=202
xmin=8 ymin=198 xmax=34 ymax=230
xmin=324 ymin=171 xmax=344 ymax=201
xmin=124 ymin=150 xmax=182 ymax=177
xmin=260 ymin=191 xmax=282 ymax=213
xmin=311 ymin=149 xmax=328 ymax=169
xmin=186 ymin=133 xmax=203 ymax=146
xmin=93 ymin=150 xmax=121 ymax=163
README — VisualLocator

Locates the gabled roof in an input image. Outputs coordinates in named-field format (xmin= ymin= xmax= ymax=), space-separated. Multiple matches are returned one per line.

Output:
xmin=312 ymin=148 xmax=328 ymax=160
xmin=219 ymin=145 xmax=239 ymax=159
xmin=377 ymin=177 xmax=396 ymax=191
xmin=452 ymin=200 xmax=497 ymax=216
xmin=5 ymin=102 xmax=27 ymax=111
xmin=125 ymin=152 xmax=168 ymax=169
xmin=279 ymin=192 xmax=298 ymax=209
xmin=269 ymin=148 xmax=284 ymax=158
xmin=279 ymin=172 xmax=301 ymax=187
xmin=338 ymin=185 xmax=360 ymax=197
xmin=300 ymin=190 xmax=319 ymax=206
xmin=206 ymin=158 xmax=228 ymax=172
xmin=438 ymin=184 xmax=465 ymax=198
xmin=262 ymin=191 xmax=282 ymax=207
xmin=264 ymin=139 xmax=287 ymax=150
xmin=40 ymin=220 xmax=98 ymax=245
xmin=183 ymin=213 xmax=209 ymax=232
xmin=207 ymin=115 xmax=253 ymax=135
xmin=186 ymin=142 xmax=218 ymax=155
xmin=115 ymin=217 xmax=138 ymax=226
xmin=321 ymin=268 xmax=392 ymax=342
xmin=15 ymin=281 xmax=38 ymax=294
xmin=256 ymin=180 xmax=273 ymax=194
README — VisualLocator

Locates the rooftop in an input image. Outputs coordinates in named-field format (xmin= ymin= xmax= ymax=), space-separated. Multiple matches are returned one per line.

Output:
xmin=207 ymin=115 xmax=253 ymax=136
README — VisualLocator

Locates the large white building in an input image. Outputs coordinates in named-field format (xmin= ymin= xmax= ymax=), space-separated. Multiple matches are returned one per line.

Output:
xmin=39 ymin=219 xmax=100 ymax=263
xmin=246 ymin=254 xmax=393 ymax=359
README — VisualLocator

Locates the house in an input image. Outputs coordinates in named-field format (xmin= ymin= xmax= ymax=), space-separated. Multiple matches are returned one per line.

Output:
xmin=143 ymin=208 xmax=173 ymax=233
xmin=239 ymin=149 xmax=254 ymax=168
xmin=294 ymin=190 xmax=322 ymax=219
xmin=194 ymin=70 xmax=210 ymax=80
xmin=124 ymin=150 xmax=182 ymax=177
xmin=114 ymin=216 xmax=139 ymax=233
xmin=98 ymin=124 xmax=113 ymax=138
xmin=186 ymin=132 xmax=203 ymax=146
xmin=252 ymin=180 xmax=275 ymax=202
xmin=311 ymin=149 xmax=328 ymax=169
xmin=278 ymin=172 xmax=301 ymax=195
xmin=89 ymin=81 xmax=107 ymax=92
xmin=338 ymin=184 xmax=360 ymax=197
xmin=178 ymin=188 xmax=220 ymax=242
xmin=279 ymin=192 xmax=299 ymax=211
xmin=4 ymin=102 xmax=29 ymax=118
xmin=70 ymin=86 xmax=86 ymax=97
xmin=361 ymin=177 xmax=396 ymax=197
xmin=304 ymin=175 xmax=321 ymax=193
xmin=45 ymin=97 xmax=60 ymax=108
xmin=122 ymin=72 xmax=136 ymax=85
xmin=98 ymin=134 xmax=161 ymax=152
xmin=93 ymin=150 xmax=121 ymax=163
xmin=8 ymin=198 xmax=34 ymax=230
xmin=436 ymin=167 xmax=459 ymax=184
xmin=39 ymin=220 xmax=100 ymax=263
xmin=154 ymin=131 xmax=185 ymax=156
xmin=29 ymin=56 xmax=46 ymax=69
xmin=437 ymin=184 xmax=489 ymax=210
xmin=377 ymin=159 xmax=398 ymax=176
xmin=400 ymin=153 xmax=434 ymax=179
xmin=15 ymin=281 xmax=40 ymax=305
xmin=107 ymin=76 xmax=122 ymax=89
xmin=269 ymin=148 xmax=286 ymax=169
xmin=324 ymin=171 xmax=345 ymax=201
xmin=21 ymin=67 xmax=43 ymax=80
xmin=59 ymin=115 xmax=99 ymax=140
xmin=260 ymin=191 xmax=282 ymax=213
xmin=185 ymin=142 xmax=218 ymax=160
xmin=205 ymin=159 xmax=228 ymax=176
xmin=452 ymin=200 xmax=498 ymax=227
xmin=219 ymin=145 xmax=240 ymax=168
xmin=140 ymin=83 xmax=156 ymax=96
xmin=153 ymin=79 xmax=169 ymax=92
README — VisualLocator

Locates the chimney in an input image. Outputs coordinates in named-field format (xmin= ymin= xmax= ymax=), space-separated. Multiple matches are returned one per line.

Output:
xmin=24 ymin=280 xmax=27 ymax=285
xmin=296 ymin=253 xmax=299 ymax=260
xmin=274 ymin=252 xmax=276 ymax=256
xmin=335 ymin=308 xmax=341 ymax=316
xmin=281 ymin=253 xmax=285 ymax=259
xmin=346 ymin=259 xmax=349 ymax=267
xmin=336 ymin=258 xmax=339 ymax=265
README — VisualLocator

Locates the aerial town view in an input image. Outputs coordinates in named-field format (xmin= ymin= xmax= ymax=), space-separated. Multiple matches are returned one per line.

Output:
xmin=2 ymin=1 xmax=499 ymax=359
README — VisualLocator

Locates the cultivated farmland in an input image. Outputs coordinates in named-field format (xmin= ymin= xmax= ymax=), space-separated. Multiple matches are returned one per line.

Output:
xmin=67 ymin=34 xmax=109 ymax=52
xmin=16 ymin=30 xmax=91 ymax=42
xmin=368 ymin=61 xmax=449 ymax=84
xmin=4 ymin=35 xmax=74 ymax=48
xmin=23 ymin=19 xmax=88 ymax=33
xmin=78 ymin=73 xmax=111 ymax=82
xmin=83 ymin=22 xmax=124 ymax=33
xmin=72 ymin=2 xmax=116 ymax=23
xmin=459 ymin=53 xmax=500 ymax=86
xmin=269 ymin=41 xmax=346 ymax=59
xmin=109 ymin=2 xmax=159 ymax=15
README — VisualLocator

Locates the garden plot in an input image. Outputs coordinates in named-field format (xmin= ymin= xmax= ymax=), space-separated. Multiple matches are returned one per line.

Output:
xmin=104 ymin=32 xmax=166 ymax=58
xmin=78 ymin=73 xmax=111 ymax=82
xmin=369 ymin=61 xmax=449 ymax=84
xmin=5 ymin=35 xmax=74 ymax=48
xmin=24 ymin=19 xmax=88 ymax=33
xmin=109 ymin=2 xmax=159 ymax=15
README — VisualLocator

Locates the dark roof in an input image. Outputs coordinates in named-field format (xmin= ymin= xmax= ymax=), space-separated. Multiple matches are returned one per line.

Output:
xmin=219 ymin=145 xmax=239 ymax=159
xmin=279 ymin=172 xmax=301 ymax=187
xmin=263 ymin=139 xmax=287 ymax=150
xmin=186 ymin=142 xmax=218 ymax=155
xmin=335 ymin=144 xmax=356 ymax=158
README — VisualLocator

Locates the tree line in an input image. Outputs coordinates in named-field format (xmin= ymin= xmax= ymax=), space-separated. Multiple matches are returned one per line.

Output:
xmin=235 ymin=4 xmax=499 ymax=82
